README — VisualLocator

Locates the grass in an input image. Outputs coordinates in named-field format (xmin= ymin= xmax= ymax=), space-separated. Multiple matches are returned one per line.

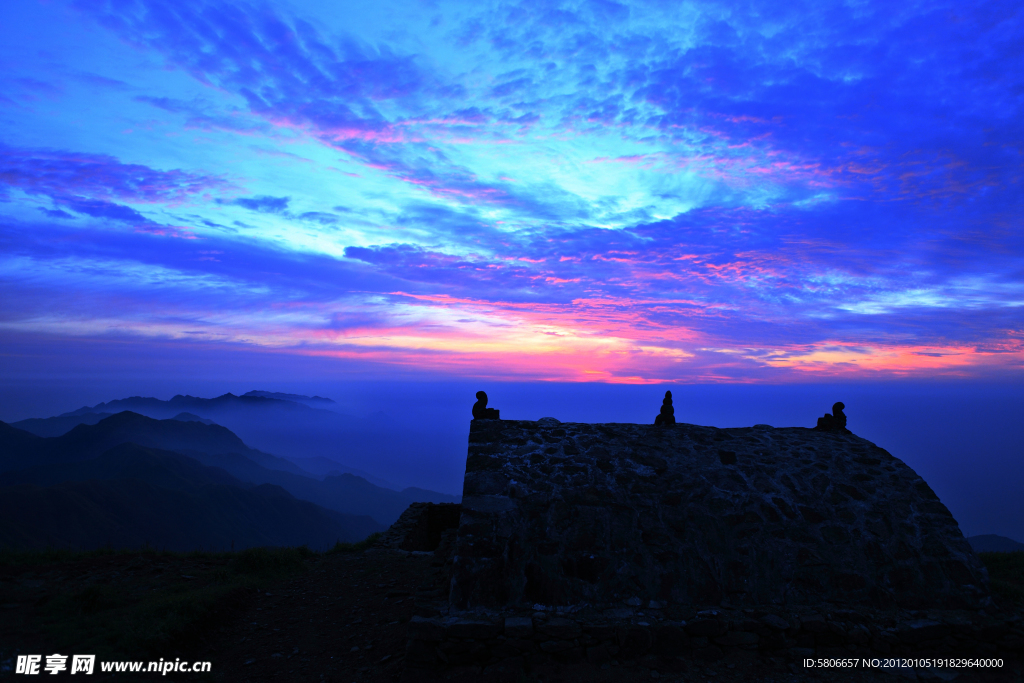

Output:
xmin=978 ymin=551 xmax=1024 ymax=608
xmin=326 ymin=531 xmax=383 ymax=554
xmin=2 ymin=535 xmax=381 ymax=661
xmin=8 ymin=541 xmax=1016 ymax=665
xmin=0 ymin=544 xmax=175 ymax=567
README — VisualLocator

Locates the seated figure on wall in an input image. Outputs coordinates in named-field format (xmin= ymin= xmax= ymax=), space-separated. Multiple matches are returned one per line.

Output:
xmin=815 ymin=401 xmax=849 ymax=432
xmin=472 ymin=391 xmax=500 ymax=420
xmin=654 ymin=390 xmax=676 ymax=426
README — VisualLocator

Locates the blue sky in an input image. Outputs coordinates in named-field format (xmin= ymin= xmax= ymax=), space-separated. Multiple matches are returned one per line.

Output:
xmin=1 ymin=0 xmax=1022 ymax=382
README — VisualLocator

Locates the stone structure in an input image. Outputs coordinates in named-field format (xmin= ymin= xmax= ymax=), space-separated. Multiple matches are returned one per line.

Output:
xmin=400 ymin=419 xmax=1020 ymax=671
xmin=654 ymin=391 xmax=676 ymax=426
xmin=452 ymin=420 xmax=987 ymax=611
xmin=815 ymin=401 xmax=849 ymax=433
xmin=472 ymin=391 xmax=500 ymax=420
xmin=375 ymin=502 xmax=461 ymax=552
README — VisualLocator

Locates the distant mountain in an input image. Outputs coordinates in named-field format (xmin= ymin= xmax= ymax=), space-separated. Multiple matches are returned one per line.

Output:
xmin=60 ymin=392 xmax=349 ymax=422
xmin=180 ymin=450 xmax=458 ymax=525
xmin=0 ymin=420 xmax=44 ymax=456
xmin=0 ymin=442 xmax=383 ymax=550
xmin=242 ymin=390 xmax=338 ymax=409
xmin=1 ymin=411 xmax=303 ymax=475
xmin=12 ymin=412 xmax=115 ymax=438
xmin=0 ymin=441 xmax=239 ymax=491
xmin=288 ymin=455 xmax=399 ymax=490
xmin=0 ymin=411 xmax=308 ymax=476
xmin=25 ymin=392 xmax=459 ymax=494
xmin=171 ymin=412 xmax=214 ymax=425
xmin=0 ymin=414 xmax=458 ymax=526
xmin=968 ymin=534 xmax=1024 ymax=553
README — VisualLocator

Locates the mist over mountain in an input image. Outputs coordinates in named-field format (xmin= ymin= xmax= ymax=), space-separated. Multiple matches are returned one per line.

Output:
xmin=21 ymin=391 xmax=452 ymax=492
xmin=1 ymin=410 xmax=300 ymax=474
xmin=11 ymin=412 xmax=115 ymax=438
xmin=8 ymin=409 xmax=309 ymax=476
xmin=0 ymin=442 xmax=382 ymax=550
xmin=0 ymin=410 xmax=458 ymax=528
xmin=17 ymin=393 xmax=460 ymax=493
xmin=285 ymin=455 xmax=398 ymax=490
xmin=242 ymin=390 xmax=338 ymax=409
xmin=172 ymin=412 xmax=214 ymax=425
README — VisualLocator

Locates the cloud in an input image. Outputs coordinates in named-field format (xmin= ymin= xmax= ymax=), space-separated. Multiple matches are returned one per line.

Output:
xmin=37 ymin=208 xmax=74 ymax=219
xmin=135 ymin=95 xmax=272 ymax=133
xmin=0 ymin=143 xmax=231 ymax=204
xmin=56 ymin=197 xmax=151 ymax=224
xmin=77 ymin=0 xmax=426 ymax=140
xmin=0 ymin=0 xmax=1017 ymax=382
xmin=220 ymin=195 xmax=291 ymax=213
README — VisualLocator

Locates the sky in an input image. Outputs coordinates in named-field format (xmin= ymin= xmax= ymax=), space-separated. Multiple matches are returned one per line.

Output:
xmin=0 ymin=0 xmax=1021 ymax=384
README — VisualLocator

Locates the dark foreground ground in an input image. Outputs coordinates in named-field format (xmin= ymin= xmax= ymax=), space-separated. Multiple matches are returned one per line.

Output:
xmin=0 ymin=547 xmax=1020 ymax=683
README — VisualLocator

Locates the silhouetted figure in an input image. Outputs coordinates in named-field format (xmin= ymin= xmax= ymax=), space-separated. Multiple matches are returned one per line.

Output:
xmin=472 ymin=391 xmax=500 ymax=420
xmin=654 ymin=390 xmax=676 ymax=426
xmin=815 ymin=401 xmax=849 ymax=432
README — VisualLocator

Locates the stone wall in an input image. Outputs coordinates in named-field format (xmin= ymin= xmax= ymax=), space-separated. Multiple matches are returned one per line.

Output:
xmin=400 ymin=418 xmax=1021 ymax=671
xmin=452 ymin=419 xmax=989 ymax=612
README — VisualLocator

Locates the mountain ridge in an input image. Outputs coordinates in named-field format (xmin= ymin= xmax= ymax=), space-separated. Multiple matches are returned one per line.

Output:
xmin=968 ymin=534 xmax=1024 ymax=553
xmin=0 ymin=412 xmax=458 ymax=527
xmin=0 ymin=442 xmax=383 ymax=550
xmin=10 ymin=391 xmax=461 ymax=494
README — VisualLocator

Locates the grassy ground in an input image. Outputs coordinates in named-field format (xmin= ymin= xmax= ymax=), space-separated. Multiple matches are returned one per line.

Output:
xmin=0 ymin=534 xmax=380 ymax=665
xmin=979 ymin=551 xmax=1024 ymax=608
xmin=0 ymin=542 xmax=1019 ymax=681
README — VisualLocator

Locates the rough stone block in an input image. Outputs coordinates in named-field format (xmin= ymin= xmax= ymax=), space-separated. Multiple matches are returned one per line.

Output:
xmin=617 ymin=624 xmax=654 ymax=657
xmin=505 ymin=638 xmax=538 ymax=653
xmin=652 ymin=624 xmax=688 ymax=655
xmin=504 ymin=616 xmax=534 ymax=639
xmin=796 ymin=633 xmax=815 ymax=648
xmin=447 ymin=619 xmax=502 ymax=640
xmin=489 ymin=644 xmax=520 ymax=659
xmin=586 ymin=645 xmax=611 ymax=664
xmin=977 ymin=623 xmax=1010 ymax=641
xmin=694 ymin=644 xmax=724 ymax=661
xmin=848 ymin=624 xmax=872 ymax=645
xmin=714 ymin=631 xmax=759 ymax=647
xmin=761 ymin=614 xmax=790 ymax=631
xmin=483 ymin=657 xmax=524 ymax=678
xmin=538 ymin=640 xmax=573 ymax=653
xmin=438 ymin=641 xmax=472 ymax=655
xmin=538 ymin=617 xmax=582 ymax=640
xmin=603 ymin=608 xmax=634 ymax=619
xmin=899 ymin=620 xmax=950 ymax=643
xmin=758 ymin=631 xmax=787 ymax=650
xmin=584 ymin=624 xmax=616 ymax=640
xmin=800 ymin=614 xmax=827 ymax=632
xmin=998 ymin=635 xmax=1023 ymax=652
xmin=558 ymin=647 xmax=584 ymax=663
xmin=404 ymin=639 xmax=438 ymax=664
xmin=685 ymin=619 xmax=728 ymax=638
xmin=408 ymin=616 xmax=443 ymax=642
